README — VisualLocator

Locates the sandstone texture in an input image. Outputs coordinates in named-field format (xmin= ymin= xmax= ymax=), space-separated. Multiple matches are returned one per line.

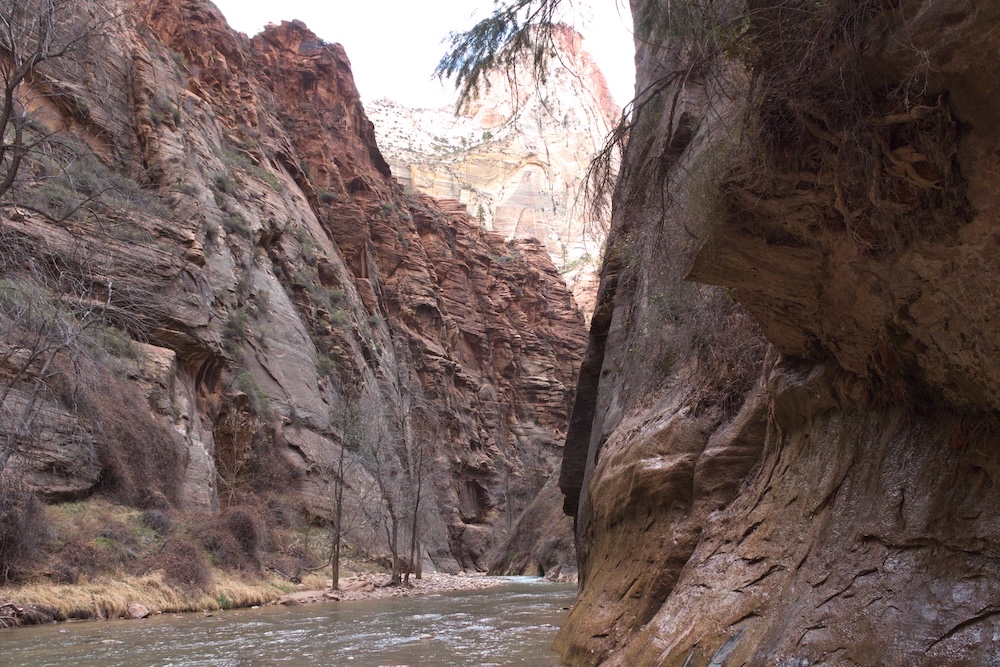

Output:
xmin=367 ymin=25 xmax=619 ymax=319
xmin=556 ymin=0 xmax=1000 ymax=665
xmin=0 ymin=0 xmax=585 ymax=574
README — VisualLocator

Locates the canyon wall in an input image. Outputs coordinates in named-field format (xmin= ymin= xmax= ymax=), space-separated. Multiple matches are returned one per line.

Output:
xmin=1 ymin=0 xmax=585 ymax=573
xmin=367 ymin=25 xmax=619 ymax=318
xmin=557 ymin=0 xmax=1000 ymax=664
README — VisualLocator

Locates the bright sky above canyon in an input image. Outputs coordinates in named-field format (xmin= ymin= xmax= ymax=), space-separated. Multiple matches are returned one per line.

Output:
xmin=212 ymin=0 xmax=635 ymax=109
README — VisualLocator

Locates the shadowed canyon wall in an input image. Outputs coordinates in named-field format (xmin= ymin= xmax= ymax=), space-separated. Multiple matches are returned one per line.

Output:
xmin=556 ymin=0 xmax=1000 ymax=664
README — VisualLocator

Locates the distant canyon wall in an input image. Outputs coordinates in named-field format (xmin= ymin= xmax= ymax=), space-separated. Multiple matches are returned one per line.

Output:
xmin=367 ymin=25 xmax=619 ymax=319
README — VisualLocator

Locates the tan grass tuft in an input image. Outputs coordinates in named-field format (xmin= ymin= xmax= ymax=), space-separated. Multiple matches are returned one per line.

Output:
xmin=6 ymin=570 xmax=289 ymax=619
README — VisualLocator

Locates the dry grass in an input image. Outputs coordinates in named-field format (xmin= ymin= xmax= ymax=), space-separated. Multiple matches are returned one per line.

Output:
xmin=0 ymin=485 xmax=411 ymax=626
xmin=298 ymin=572 xmax=329 ymax=589
xmin=207 ymin=572 xmax=284 ymax=610
xmin=0 ymin=497 xmax=392 ymax=623
xmin=4 ymin=570 xmax=288 ymax=620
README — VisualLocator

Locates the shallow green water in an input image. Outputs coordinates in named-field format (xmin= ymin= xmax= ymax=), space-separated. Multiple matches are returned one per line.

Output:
xmin=4 ymin=577 xmax=576 ymax=666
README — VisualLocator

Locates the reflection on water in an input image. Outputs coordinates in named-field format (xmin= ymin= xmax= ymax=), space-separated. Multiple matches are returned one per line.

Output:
xmin=5 ymin=577 xmax=576 ymax=666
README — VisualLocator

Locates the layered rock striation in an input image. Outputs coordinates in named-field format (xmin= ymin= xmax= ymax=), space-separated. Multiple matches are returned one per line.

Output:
xmin=557 ymin=0 xmax=1000 ymax=664
xmin=1 ymin=0 xmax=585 ymax=574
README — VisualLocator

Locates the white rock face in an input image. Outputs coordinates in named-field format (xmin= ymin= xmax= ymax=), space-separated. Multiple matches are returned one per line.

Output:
xmin=368 ymin=26 xmax=620 ymax=319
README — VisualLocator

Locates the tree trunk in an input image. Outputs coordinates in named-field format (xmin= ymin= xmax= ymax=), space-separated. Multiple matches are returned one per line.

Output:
xmin=404 ymin=444 xmax=424 ymax=586
xmin=415 ymin=536 xmax=423 ymax=579
xmin=330 ymin=445 xmax=346 ymax=590
xmin=388 ymin=505 xmax=401 ymax=586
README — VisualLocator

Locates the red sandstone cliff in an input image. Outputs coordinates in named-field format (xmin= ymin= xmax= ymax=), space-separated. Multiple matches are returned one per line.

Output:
xmin=0 ymin=0 xmax=585 ymax=577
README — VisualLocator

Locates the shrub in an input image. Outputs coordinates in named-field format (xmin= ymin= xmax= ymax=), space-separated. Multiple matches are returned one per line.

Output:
xmin=141 ymin=509 xmax=172 ymax=536
xmin=298 ymin=233 xmax=318 ymax=263
xmin=197 ymin=526 xmax=243 ymax=571
xmin=196 ymin=507 xmax=262 ymax=572
xmin=235 ymin=371 xmax=270 ymax=418
xmin=51 ymin=538 xmax=100 ymax=585
xmin=105 ymin=221 xmax=151 ymax=243
xmin=154 ymin=539 xmax=211 ymax=592
xmin=223 ymin=212 xmax=251 ymax=238
xmin=223 ymin=308 xmax=250 ymax=354
xmin=294 ymin=266 xmax=316 ymax=287
xmin=33 ymin=181 xmax=79 ymax=218
xmin=86 ymin=324 xmax=143 ymax=361
xmin=23 ymin=138 xmax=164 ymax=225
xmin=0 ymin=477 xmax=49 ymax=583
xmin=316 ymin=354 xmax=335 ymax=378
xmin=235 ymin=276 xmax=253 ymax=302
xmin=247 ymin=164 xmax=283 ymax=191
xmin=169 ymin=49 xmax=186 ymax=67
xmin=215 ymin=145 xmax=283 ymax=192
xmin=214 ymin=173 xmax=239 ymax=196
xmin=330 ymin=309 xmax=351 ymax=327
xmin=306 ymin=284 xmax=346 ymax=314
xmin=149 ymin=95 xmax=180 ymax=128
xmin=51 ymin=362 xmax=184 ymax=508
xmin=224 ymin=507 xmax=261 ymax=561
xmin=212 ymin=188 xmax=227 ymax=210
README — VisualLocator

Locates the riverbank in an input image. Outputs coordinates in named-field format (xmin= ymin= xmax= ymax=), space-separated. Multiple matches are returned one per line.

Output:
xmin=0 ymin=570 xmax=531 ymax=628
xmin=0 ymin=498 xmax=570 ymax=629
xmin=0 ymin=569 xmax=323 ymax=627
xmin=273 ymin=571 xmax=514 ymax=606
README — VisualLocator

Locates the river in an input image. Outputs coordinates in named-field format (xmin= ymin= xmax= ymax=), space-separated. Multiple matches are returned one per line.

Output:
xmin=4 ymin=577 xmax=576 ymax=666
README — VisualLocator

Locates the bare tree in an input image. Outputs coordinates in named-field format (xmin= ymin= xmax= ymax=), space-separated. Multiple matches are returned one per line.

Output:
xmin=494 ymin=425 xmax=515 ymax=534
xmin=403 ymin=438 xmax=424 ymax=585
xmin=402 ymin=404 xmax=435 ymax=586
xmin=328 ymin=395 xmax=366 ymax=590
xmin=0 ymin=0 xmax=119 ymax=202
xmin=353 ymin=386 xmax=437 ymax=587
xmin=355 ymin=396 xmax=404 ymax=585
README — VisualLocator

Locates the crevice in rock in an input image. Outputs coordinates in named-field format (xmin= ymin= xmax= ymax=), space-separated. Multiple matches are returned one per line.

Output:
xmin=558 ymin=267 xmax=618 ymax=517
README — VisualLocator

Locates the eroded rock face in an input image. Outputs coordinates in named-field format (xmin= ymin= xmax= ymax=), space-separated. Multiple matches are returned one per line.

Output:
xmin=613 ymin=364 xmax=1000 ymax=666
xmin=0 ymin=0 xmax=585 ymax=571
xmin=367 ymin=25 xmax=618 ymax=319
xmin=3 ymin=391 xmax=100 ymax=502
xmin=556 ymin=0 xmax=1000 ymax=664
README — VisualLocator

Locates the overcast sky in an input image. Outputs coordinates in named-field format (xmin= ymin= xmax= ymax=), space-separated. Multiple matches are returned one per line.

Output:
xmin=211 ymin=0 xmax=635 ymax=109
